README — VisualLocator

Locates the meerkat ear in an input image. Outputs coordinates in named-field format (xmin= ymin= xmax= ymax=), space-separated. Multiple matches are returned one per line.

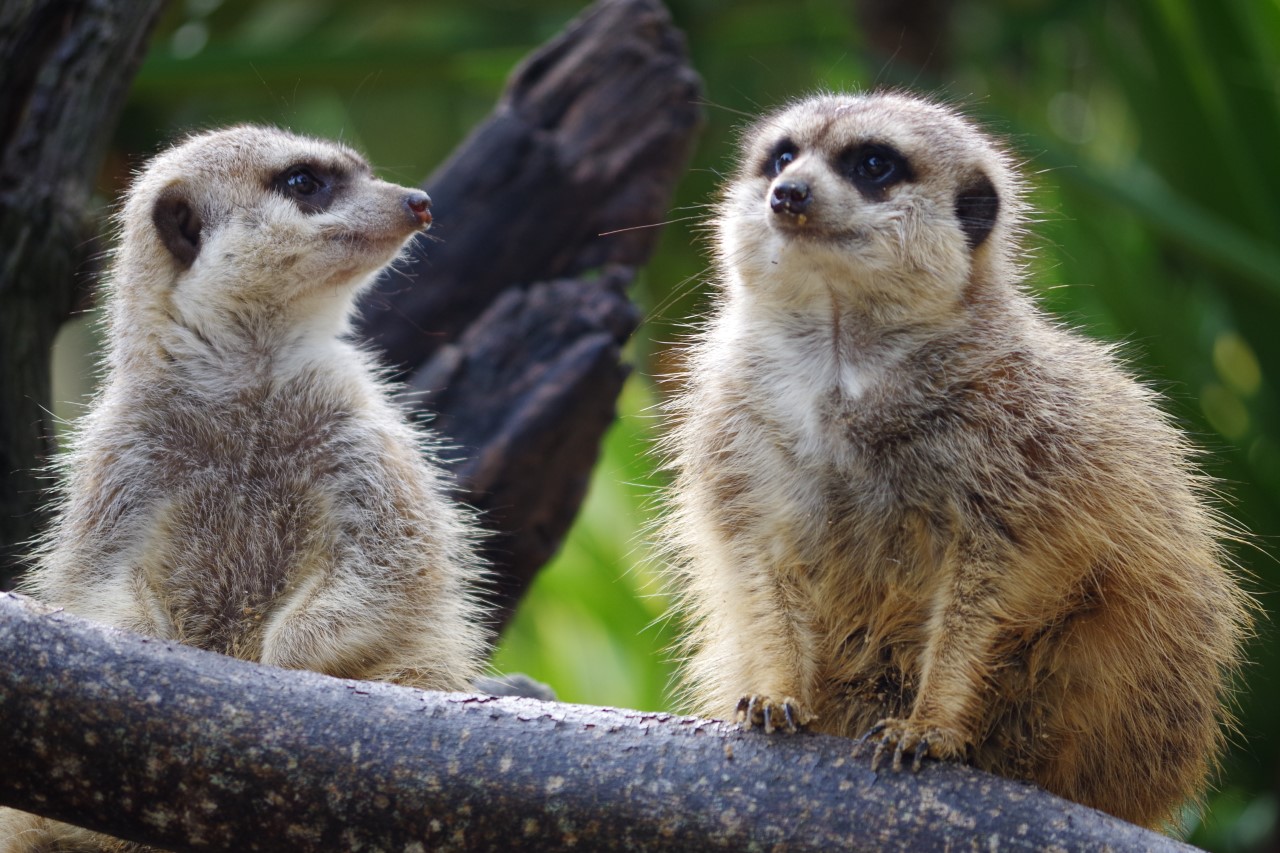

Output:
xmin=955 ymin=173 xmax=999 ymax=251
xmin=152 ymin=188 xmax=202 ymax=269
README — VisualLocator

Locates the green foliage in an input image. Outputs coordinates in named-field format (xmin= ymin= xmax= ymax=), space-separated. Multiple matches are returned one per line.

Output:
xmin=74 ymin=1 xmax=1280 ymax=847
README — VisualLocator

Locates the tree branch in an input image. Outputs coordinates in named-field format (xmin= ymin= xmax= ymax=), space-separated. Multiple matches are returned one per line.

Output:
xmin=0 ymin=593 xmax=1193 ymax=852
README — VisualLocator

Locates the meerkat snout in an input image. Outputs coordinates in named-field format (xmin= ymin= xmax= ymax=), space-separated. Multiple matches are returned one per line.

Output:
xmin=404 ymin=189 xmax=433 ymax=226
xmin=770 ymin=180 xmax=812 ymax=216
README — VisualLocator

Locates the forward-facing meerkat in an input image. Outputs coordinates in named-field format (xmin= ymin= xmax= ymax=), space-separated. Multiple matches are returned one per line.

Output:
xmin=1 ymin=126 xmax=488 ymax=852
xmin=661 ymin=92 xmax=1251 ymax=828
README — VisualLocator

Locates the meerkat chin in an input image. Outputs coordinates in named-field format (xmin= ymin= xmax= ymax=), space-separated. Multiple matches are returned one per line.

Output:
xmin=661 ymin=91 xmax=1251 ymax=829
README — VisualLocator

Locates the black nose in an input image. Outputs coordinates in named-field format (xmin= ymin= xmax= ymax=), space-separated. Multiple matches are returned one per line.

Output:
xmin=770 ymin=180 xmax=812 ymax=216
xmin=404 ymin=190 xmax=432 ymax=227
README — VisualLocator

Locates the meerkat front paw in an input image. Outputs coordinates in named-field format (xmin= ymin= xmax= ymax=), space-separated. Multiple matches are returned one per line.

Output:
xmin=735 ymin=694 xmax=814 ymax=734
xmin=856 ymin=718 xmax=968 ymax=772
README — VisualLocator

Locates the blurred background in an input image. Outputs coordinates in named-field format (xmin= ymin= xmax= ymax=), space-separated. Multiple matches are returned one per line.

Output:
xmin=51 ymin=1 xmax=1278 ymax=848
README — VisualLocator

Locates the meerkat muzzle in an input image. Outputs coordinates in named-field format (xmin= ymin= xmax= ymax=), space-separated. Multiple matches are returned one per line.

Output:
xmin=770 ymin=179 xmax=812 ymax=217
xmin=404 ymin=190 xmax=432 ymax=228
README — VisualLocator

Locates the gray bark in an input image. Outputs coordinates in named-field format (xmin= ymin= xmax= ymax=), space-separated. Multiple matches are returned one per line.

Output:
xmin=0 ymin=593 xmax=1194 ymax=852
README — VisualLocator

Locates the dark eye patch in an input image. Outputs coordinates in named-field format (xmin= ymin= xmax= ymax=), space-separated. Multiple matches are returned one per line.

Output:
xmin=762 ymin=137 xmax=798 ymax=179
xmin=270 ymin=163 xmax=340 ymax=214
xmin=837 ymin=143 xmax=913 ymax=200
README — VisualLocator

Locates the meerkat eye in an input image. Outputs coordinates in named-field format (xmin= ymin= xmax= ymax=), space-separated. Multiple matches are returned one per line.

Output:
xmin=285 ymin=167 xmax=321 ymax=196
xmin=763 ymin=139 xmax=798 ymax=179
xmin=272 ymin=164 xmax=337 ymax=214
xmin=857 ymin=152 xmax=895 ymax=181
xmin=841 ymin=143 xmax=913 ymax=197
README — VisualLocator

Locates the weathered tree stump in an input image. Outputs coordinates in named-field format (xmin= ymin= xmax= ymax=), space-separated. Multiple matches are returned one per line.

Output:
xmin=359 ymin=0 xmax=702 ymax=626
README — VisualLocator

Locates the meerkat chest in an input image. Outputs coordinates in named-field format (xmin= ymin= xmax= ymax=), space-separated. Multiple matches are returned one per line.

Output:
xmin=691 ymin=340 xmax=855 ymax=559
xmin=699 ymin=306 xmax=943 ymax=571
xmin=119 ymin=376 xmax=376 ymax=642
xmin=166 ymin=388 xmax=350 ymax=476
xmin=737 ymin=321 xmax=885 ymax=468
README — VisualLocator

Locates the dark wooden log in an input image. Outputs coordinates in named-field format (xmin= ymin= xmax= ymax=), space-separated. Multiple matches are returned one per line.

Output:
xmin=0 ymin=0 xmax=167 ymax=589
xmin=0 ymin=593 xmax=1194 ymax=852
xmin=410 ymin=267 xmax=641 ymax=622
xmin=357 ymin=0 xmax=702 ymax=625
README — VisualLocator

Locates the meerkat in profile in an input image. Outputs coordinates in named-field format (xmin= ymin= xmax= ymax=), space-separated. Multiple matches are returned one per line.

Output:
xmin=1 ymin=126 xmax=487 ymax=852
xmin=661 ymin=92 xmax=1251 ymax=828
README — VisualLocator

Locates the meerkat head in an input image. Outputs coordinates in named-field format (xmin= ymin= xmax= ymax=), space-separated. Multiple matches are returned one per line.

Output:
xmin=111 ymin=125 xmax=432 ymax=345
xmin=717 ymin=92 xmax=1023 ymax=322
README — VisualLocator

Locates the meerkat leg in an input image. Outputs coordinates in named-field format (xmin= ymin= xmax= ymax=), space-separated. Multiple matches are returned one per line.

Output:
xmin=259 ymin=563 xmax=394 ymax=678
xmin=861 ymin=534 xmax=1003 ymax=770
xmin=717 ymin=555 xmax=820 ymax=734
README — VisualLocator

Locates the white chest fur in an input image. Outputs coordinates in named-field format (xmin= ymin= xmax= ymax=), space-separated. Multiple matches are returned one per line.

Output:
xmin=712 ymin=298 xmax=884 ymax=465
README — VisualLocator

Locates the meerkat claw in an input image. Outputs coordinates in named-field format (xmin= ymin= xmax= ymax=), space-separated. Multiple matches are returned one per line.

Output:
xmin=735 ymin=695 xmax=811 ymax=733
xmin=912 ymin=739 xmax=930 ymax=772
xmin=893 ymin=737 xmax=909 ymax=771
xmin=870 ymin=737 xmax=890 ymax=772
xmin=856 ymin=721 xmax=886 ymax=749
xmin=736 ymin=694 xmax=764 ymax=729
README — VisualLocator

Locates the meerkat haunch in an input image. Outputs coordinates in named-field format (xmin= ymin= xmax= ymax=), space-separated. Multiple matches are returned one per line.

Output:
xmin=1 ymin=126 xmax=487 ymax=852
xmin=661 ymin=92 xmax=1251 ymax=828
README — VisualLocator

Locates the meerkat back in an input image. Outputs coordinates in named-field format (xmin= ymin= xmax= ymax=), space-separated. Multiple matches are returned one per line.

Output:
xmin=2 ymin=127 xmax=488 ymax=852
xmin=661 ymin=91 xmax=1251 ymax=829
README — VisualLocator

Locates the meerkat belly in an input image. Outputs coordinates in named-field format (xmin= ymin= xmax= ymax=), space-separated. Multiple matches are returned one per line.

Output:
xmin=151 ymin=470 xmax=336 ymax=656
xmin=712 ymin=371 xmax=940 ymax=710
xmin=139 ymin=394 xmax=362 ymax=658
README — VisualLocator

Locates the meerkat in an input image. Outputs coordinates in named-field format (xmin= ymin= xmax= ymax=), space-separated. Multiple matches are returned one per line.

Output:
xmin=1 ymin=126 xmax=488 ymax=852
xmin=661 ymin=91 xmax=1251 ymax=828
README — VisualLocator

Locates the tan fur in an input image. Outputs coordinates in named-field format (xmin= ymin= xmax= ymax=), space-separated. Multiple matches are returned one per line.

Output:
xmin=660 ymin=92 xmax=1251 ymax=829
xmin=2 ymin=126 xmax=488 ymax=851
xmin=0 ymin=820 xmax=160 ymax=853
